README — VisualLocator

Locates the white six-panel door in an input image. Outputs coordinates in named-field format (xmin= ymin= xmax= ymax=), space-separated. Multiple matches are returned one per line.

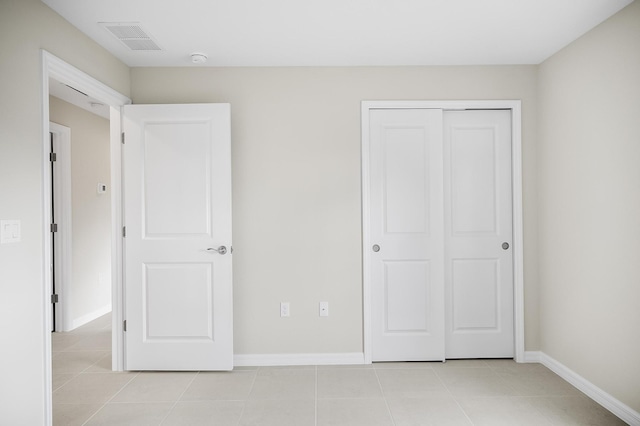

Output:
xmin=123 ymin=104 xmax=233 ymax=370
xmin=369 ymin=109 xmax=445 ymax=361
xmin=368 ymin=108 xmax=513 ymax=361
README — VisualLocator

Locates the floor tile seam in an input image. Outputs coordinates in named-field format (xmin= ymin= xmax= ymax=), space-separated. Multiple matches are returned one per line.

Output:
xmin=158 ymin=371 xmax=201 ymax=425
xmin=79 ymin=403 xmax=108 ymax=426
xmin=315 ymin=365 xmax=318 ymax=426
xmin=319 ymin=366 xmax=375 ymax=370
xmin=235 ymin=366 xmax=260 ymax=425
xmin=246 ymin=396 xmax=317 ymax=401
xmin=51 ymin=371 xmax=82 ymax=392
xmin=489 ymin=367 xmax=523 ymax=396
xmin=316 ymin=396 xmax=391 ymax=400
xmin=96 ymin=371 xmax=140 ymax=407
xmin=373 ymin=367 xmax=397 ymax=426
xmin=431 ymin=363 xmax=477 ymax=426
xmin=317 ymin=397 xmax=388 ymax=401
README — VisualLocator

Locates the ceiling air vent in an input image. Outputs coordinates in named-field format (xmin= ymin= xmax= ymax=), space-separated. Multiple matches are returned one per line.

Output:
xmin=100 ymin=22 xmax=162 ymax=51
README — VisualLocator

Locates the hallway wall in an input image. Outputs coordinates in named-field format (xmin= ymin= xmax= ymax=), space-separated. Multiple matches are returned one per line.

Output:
xmin=49 ymin=97 xmax=112 ymax=330
xmin=0 ymin=0 xmax=129 ymax=423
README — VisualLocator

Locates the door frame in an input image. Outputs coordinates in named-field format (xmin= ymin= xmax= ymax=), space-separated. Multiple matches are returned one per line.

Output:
xmin=41 ymin=51 xmax=130 ymax=425
xmin=361 ymin=100 xmax=525 ymax=363
xmin=49 ymin=122 xmax=72 ymax=332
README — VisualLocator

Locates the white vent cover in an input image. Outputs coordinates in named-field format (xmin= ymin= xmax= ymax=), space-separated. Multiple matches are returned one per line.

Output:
xmin=100 ymin=22 xmax=161 ymax=51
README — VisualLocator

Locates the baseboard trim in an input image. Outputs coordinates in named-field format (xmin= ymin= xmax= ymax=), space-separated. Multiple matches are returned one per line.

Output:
xmin=538 ymin=352 xmax=639 ymax=426
xmin=234 ymin=352 xmax=365 ymax=367
xmin=68 ymin=304 xmax=112 ymax=331
xmin=523 ymin=351 xmax=541 ymax=363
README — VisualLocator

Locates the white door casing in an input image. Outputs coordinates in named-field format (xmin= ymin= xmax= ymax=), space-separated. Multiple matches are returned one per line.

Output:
xmin=362 ymin=101 xmax=524 ymax=363
xmin=123 ymin=103 xmax=233 ymax=370
xmin=369 ymin=109 xmax=445 ymax=361
xmin=443 ymin=110 xmax=514 ymax=358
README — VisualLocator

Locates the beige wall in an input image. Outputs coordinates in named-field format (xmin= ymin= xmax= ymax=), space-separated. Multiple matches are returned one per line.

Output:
xmin=0 ymin=0 xmax=129 ymax=423
xmin=49 ymin=97 xmax=112 ymax=328
xmin=9 ymin=0 xmax=638 ymax=420
xmin=538 ymin=1 xmax=640 ymax=412
xmin=131 ymin=65 xmax=540 ymax=355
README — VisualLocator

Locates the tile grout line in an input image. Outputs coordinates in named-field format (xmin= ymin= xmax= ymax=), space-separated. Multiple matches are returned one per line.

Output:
xmin=157 ymin=370 xmax=201 ymax=425
xmin=432 ymin=364 xmax=476 ymax=426
xmin=79 ymin=371 xmax=140 ymax=426
xmin=372 ymin=367 xmax=397 ymax=426
xmin=315 ymin=365 xmax=318 ymax=426
xmin=235 ymin=367 xmax=259 ymax=426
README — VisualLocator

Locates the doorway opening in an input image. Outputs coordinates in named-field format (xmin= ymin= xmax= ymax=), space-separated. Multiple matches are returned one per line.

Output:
xmin=41 ymin=50 xmax=130 ymax=426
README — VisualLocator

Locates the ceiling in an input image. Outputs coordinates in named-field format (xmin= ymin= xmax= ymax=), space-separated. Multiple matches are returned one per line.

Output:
xmin=42 ymin=0 xmax=632 ymax=67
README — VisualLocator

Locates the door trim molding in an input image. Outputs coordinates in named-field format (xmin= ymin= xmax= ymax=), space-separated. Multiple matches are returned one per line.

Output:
xmin=361 ymin=100 xmax=524 ymax=363
xmin=41 ymin=50 xmax=130 ymax=426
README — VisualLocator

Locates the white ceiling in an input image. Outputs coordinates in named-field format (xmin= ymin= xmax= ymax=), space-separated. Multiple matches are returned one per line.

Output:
xmin=42 ymin=0 xmax=632 ymax=67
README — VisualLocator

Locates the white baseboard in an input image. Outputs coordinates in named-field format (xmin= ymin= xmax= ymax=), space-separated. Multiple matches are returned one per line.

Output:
xmin=68 ymin=304 xmax=112 ymax=331
xmin=523 ymin=350 xmax=541 ymax=363
xmin=538 ymin=352 xmax=639 ymax=426
xmin=234 ymin=352 xmax=365 ymax=367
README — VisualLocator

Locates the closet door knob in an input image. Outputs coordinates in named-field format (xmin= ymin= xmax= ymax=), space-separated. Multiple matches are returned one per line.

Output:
xmin=502 ymin=242 xmax=510 ymax=250
xmin=372 ymin=244 xmax=381 ymax=252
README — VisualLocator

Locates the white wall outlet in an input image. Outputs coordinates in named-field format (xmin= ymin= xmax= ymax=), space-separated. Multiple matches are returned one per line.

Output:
xmin=97 ymin=183 xmax=107 ymax=194
xmin=0 ymin=220 xmax=21 ymax=244
xmin=319 ymin=301 xmax=329 ymax=317
xmin=280 ymin=302 xmax=290 ymax=317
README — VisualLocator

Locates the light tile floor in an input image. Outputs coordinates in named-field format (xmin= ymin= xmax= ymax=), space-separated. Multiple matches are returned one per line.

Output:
xmin=52 ymin=314 xmax=626 ymax=425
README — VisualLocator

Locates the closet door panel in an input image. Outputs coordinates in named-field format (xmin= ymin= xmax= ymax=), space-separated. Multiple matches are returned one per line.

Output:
xmin=369 ymin=109 xmax=445 ymax=362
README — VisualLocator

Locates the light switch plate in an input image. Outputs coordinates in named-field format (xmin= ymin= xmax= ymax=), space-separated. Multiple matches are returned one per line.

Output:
xmin=1 ymin=220 xmax=21 ymax=244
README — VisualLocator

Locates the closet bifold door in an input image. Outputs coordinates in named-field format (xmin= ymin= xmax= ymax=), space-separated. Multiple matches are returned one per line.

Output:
xmin=369 ymin=109 xmax=445 ymax=362
xmin=443 ymin=110 xmax=514 ymax=359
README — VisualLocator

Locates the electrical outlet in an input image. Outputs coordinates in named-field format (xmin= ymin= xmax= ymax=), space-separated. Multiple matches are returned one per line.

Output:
xmin=319 ymin=302 xmax=329 ymax=317
xmin=280 ymin=302 xmax=290 ymax=317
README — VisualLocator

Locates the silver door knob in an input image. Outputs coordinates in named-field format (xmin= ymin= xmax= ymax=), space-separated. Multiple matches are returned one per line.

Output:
xmin=207 ymin=246 xmax=227 ymax=255
xmin=372 ymin=244 xmax=380 ymax=252
xmin=502 ymin=242 xmax=510 ymax=250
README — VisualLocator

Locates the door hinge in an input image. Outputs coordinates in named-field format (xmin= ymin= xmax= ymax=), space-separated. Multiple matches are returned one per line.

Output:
xmin=51 ymin=294 xmax=59 ymax=304
xmin=122 ymin=226 xmax=126 ymax=237
xmin=50 ymin=152 xmax=57 ymax=162
xmin=123 ymin=320 xmax=127 ymax=332
xmin=121 ymin=132 xmax=125 ymax=144
xmin=51 ymin=223 xmax=58 ymax=233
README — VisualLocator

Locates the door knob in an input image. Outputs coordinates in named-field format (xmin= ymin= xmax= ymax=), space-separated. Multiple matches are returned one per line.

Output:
xmin=372 ymin=244 xmax=380 ymax=252
xmin=502 ymin=242 xmax=510 ymax=250
xmin=207 ymin=246 xmax=227 ymax=255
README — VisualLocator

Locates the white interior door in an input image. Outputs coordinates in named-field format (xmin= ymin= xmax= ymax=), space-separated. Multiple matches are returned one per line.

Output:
xmin=443 ymin=110 xmax=513 ymax=358
xmin=123 ymin=104 xmax=233 ymax=371
xmin=369 ymin=109 xmax=445 ymax=361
